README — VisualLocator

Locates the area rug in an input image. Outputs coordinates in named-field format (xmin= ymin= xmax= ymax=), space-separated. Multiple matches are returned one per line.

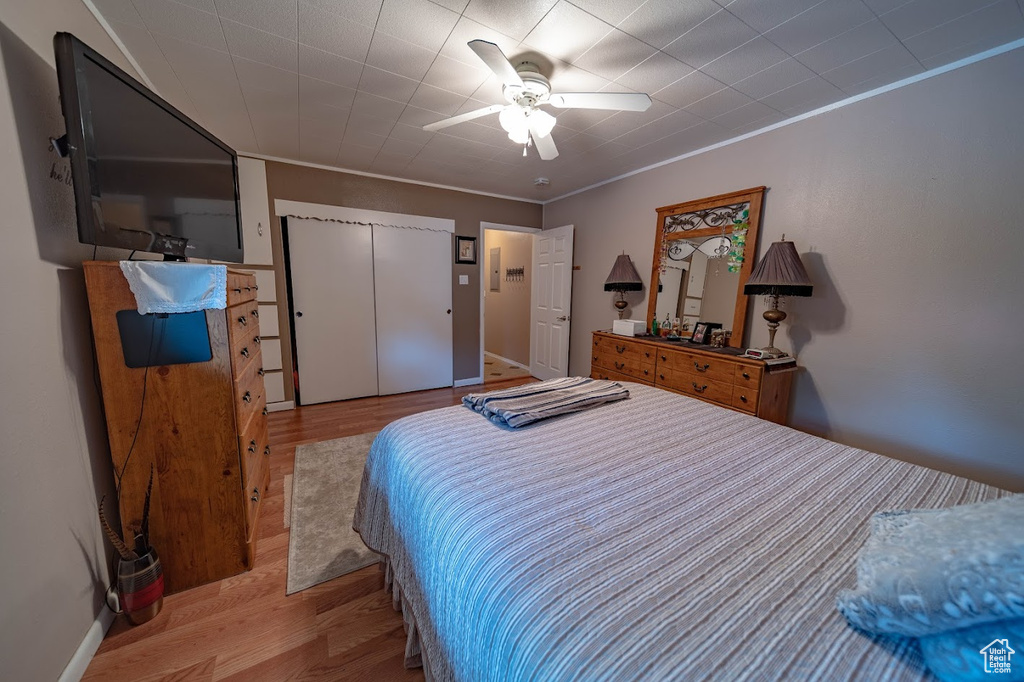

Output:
xmin=286 ymin=431 xmax=380 ymax=595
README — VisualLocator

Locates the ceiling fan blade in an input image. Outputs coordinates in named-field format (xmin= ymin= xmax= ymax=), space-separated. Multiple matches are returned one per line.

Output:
xmin=468 ymin=40 xmax=524 ymax=88
xmin=529 ymin=120 xmax=559 ymax=161
xmin=547 ymin=92 xmax=652 ymax=112
xmin=422 ymin=104 xmax=504 ymax=132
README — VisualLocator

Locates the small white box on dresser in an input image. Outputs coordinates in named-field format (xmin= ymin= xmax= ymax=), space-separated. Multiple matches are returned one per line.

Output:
xmin=612 ymin=319 xmax=646 ymax=336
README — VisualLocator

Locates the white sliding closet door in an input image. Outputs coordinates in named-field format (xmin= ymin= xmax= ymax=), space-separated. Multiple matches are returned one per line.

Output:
xmin=289 ymin=218 xmax=379 ymax=404
xmin=373 ymin=225 xmax=453 ymax=395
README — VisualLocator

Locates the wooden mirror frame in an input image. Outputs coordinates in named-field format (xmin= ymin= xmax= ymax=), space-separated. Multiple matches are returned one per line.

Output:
xmin=646 ymin=186 xmax=766 ymax=348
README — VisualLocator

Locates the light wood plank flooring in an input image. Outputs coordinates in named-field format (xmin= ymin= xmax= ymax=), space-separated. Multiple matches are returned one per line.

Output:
xmin=84 ymin=378 xmax=533 ymax=681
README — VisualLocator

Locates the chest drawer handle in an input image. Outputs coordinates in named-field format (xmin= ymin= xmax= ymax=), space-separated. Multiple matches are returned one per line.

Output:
xmin=264 ymin=445 xmax=271 ymax=456
xmin=739 ymin=395 xmax=748 ymax=403
xmin=245 ymin=286 xmax=251 ymax=292
xmin=659 ymin=374 xmax=665 ymax=381
xmin=614 ymin=361 xmax=625 ymax=370
xmin=233 ymin=287 xmax=242 ymax=294
xmin=660 ymin=355 xmax=667 ymax=362
xmin=261 ymin=406 xmax=268 ymax=416
xmin=615 ymin=344 xmax=626 ymax=354
xmin=243 ymin=391 xmax=252 ymax=403
xmin=593 ymin=355 xmax=599 ymax=362
xmin=258 ymin=368 xmax=265 ymax=377
xmin=238 ymin=315 xmax=247 ymax=327
xmin=251 ymin=488 xmax=260 ymax=503
xmin=251 ymin=309 xmax=259 ymax=318
xmin=240 ymin=347 xmax=250 ymax=358
xmin=691 ymin=382 xmax=708 ymax=393
xmin=694 ymin=362 xmax=709 ymax=372
xmin=643 ymin=369 xmax=649 ymax=375
xmin=254 ymin=336 xmax=261 ymax=345
xmin=247 ymin=439 xmax=257 ymax=453
xmin=644 ymin=351 xmax=651 ymax=358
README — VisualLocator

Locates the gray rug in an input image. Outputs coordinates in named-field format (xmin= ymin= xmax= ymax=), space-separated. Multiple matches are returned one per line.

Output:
xmin=286 ymin=431 xmax=380 ymax=595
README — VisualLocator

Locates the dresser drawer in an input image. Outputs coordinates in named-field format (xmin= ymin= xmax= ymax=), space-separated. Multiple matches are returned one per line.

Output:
xmin=227 ymin=272 xmax=256 ymax=305
xmin=731 ymin=385 xmax=759 ymax=414
xmin=592 ymin=335 xmax=646 ymax=362
xmin=592 ymin=350 xmax=656 ymax=381
xmin=656 ymin=367 xmax=734 ymax=405
xmin=244 ymin=439 xmax=269 ymax=539
xmin=655 ymin=349 xmax=735 ymax=383
xmin=733 ymin=364 xmax=763 ymax=390
xmin=227 ymin=303 xmax=261 ymax=350
xmin=590 ymin=367 xmax=651 ymax=386
xmin=235 ymin=358 xmax=267 ymax=428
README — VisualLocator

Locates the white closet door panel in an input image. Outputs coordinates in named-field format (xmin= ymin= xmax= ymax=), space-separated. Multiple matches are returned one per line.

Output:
xmin=289 ymin=218 xmax=378 ymax=404
xmin=373 ymin=226 xmax=453 ymax=395
xmin=253 ymin=270 xmax=277 ymax=302
xmin=257 ymin=304 xmax=279 ymax=337
xmin=260 ymin=338 xmax=282 ymax=371
xmin=237 ymin=157 xmax=274 ymax=265
xmin=264 ymin=370 xmax=286 ymax=403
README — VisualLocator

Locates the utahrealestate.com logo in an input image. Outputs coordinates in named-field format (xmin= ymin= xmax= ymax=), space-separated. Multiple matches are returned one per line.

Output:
xmin=980 ymin=639 xmax=1015 ymax=674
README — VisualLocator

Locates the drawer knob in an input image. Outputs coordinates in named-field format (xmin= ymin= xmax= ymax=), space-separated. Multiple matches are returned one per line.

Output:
xmin=692 ymin=382 xmax=708 ymax=394
xmin=659 ymin=374 xmax=665 ymax=380
xmin=593 ymin=355 xmax=598 ymax=362
xmin=238 ymin=315 xmax=247 ymax=327
xmin=264 ymin=445 xmax=271 ymax=456
xmin=254 ymin=336 xmax=261 ymax=345
xmin=258 ymin=368 xmax=265 ymax=377
xmin=694 ymin=362 xmax=709 ymax=372
xmin=251 ymin=487 xmax=260 ymax=502
xmin=243 ymin=391 xmax=252 ymax=403
xmin=248 ymin=439 xmax=256 ymax=453
xmin=614 ymin=361 xmax=625 ymax=370
xmin=615 ymin=345 xmax=626 ymax=354
xmin=742 ymin=372 xmax=750 ymax=380
xmin=643 ymin=369 xmax=649 ymax=375
xmin=660 ymin=355 xmax=667 ymax=362
xmin=240 ymin=347 xmax=250 ymax=358
xmin=251 ymin=309 xmax=259 ymax=318
xmin=262 ymin=406 xmax=268 ymax=416
xmin=739 ymin=395 xmax=748 ymax=403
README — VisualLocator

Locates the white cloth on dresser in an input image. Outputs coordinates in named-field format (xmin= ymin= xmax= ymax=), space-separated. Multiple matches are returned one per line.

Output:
xmin=119 ymin=261 xmax=227 ymax=314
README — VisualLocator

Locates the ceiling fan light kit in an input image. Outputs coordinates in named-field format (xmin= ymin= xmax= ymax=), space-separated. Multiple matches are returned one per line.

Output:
xmin=423 ymin=40 xmax=653 ymax=162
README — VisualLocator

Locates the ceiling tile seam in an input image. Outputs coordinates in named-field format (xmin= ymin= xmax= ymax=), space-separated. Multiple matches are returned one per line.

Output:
xmin=1018 ymin=0 xmax=1024 ymax=21
xmin=365 ymin=11 xmax=466 ymax=172
xmin=209 ymin=4 xmax=262 ymax=153
xmin=138 ymin=23 xmax=205 ymax=124
xmin=81 ymin=0 xmax=158 ymax=92
xmin=858 ymin=0 xmax=926 ymax=71
xmin=333 ymin=1 xmax=386 ymax=168
xmin=540 ymin=37 xmax=1024 ymax=205
xmin=893 ymin=0 xmax=1008 ymax=43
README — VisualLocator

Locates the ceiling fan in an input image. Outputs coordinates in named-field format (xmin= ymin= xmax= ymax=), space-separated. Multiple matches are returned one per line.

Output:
xmin=422 ymin=40 xmax=653 ymax=160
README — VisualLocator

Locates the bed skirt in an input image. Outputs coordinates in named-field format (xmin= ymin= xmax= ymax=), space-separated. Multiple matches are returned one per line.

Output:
xmin=381 ymin=558 xmax=432 ymax=679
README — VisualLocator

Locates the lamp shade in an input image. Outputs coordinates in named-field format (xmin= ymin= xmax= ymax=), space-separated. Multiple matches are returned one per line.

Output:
xmin=603 ymin=254 xmax=643 ymax=292
xmin=743 ymin=239 xmax=813 ymax=297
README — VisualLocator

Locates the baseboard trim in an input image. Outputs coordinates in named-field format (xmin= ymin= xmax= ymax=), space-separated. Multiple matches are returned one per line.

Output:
xmin=267 ymin=400 xmax=295 ymax=413
xmin=453 ymin=377 xmax=483 ymax=388
xmin=484 ymin=352 xmax=530 ymax=371
xmin=58 ymin=607 xmax=116 ymax=682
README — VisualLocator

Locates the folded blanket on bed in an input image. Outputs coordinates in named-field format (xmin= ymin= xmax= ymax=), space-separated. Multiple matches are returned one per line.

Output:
xmin=462 ymin=376 xmax=629 ymax=428
xmin=837 ymin=494 xmax=1024 ymax=681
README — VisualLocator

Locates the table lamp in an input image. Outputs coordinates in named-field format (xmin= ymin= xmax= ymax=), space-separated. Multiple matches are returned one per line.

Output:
xmin=603 ymin=254 xmax=643 ymax=319
xmin=743 ymin=236 xmax=813 ymax=357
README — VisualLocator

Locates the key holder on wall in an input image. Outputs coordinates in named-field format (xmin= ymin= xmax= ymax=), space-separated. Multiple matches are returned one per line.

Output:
xmin=504 ymin=267 xmax=524 ymax=282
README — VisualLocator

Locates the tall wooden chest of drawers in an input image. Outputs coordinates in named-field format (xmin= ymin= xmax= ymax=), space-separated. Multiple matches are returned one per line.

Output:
xmin=84 ymin=262 xmax=271 ymax=593
xmin=590 ymin=331 xmax=796 ymax=424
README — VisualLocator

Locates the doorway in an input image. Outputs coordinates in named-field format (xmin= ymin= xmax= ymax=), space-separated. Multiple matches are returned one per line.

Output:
xmin=480 ymin=222 xmax=538 ymax=384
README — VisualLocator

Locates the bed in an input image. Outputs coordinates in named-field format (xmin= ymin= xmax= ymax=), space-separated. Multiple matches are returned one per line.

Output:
xmin=353 ymin=383 xmax=1008 ymax=681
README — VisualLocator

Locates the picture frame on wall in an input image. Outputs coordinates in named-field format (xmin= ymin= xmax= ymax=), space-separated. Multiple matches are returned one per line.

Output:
xmin=456 ymin=236 xmax=477 ymax=264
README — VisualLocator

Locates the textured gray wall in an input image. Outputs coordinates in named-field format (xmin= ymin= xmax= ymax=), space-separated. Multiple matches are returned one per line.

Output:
xmin=0 ymin=6 xmax=143 ymax=680
xmin=544 ymin=47 xmax=1024 ymax=491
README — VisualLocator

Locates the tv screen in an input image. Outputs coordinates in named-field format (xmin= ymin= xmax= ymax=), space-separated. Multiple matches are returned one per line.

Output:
xmin=54 ymin=32 xmax=243 ymax=262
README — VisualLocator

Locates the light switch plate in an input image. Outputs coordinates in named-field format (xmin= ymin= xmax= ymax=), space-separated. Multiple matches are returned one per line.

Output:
xmin=459 ymin=275 xmax=469 ymax=285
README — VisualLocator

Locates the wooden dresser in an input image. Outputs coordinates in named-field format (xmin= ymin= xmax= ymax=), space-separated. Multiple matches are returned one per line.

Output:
xmin=590 ymin=331 xmax=796 ymax=424
xmin=84 ymin=262 xmax=271 ymax=593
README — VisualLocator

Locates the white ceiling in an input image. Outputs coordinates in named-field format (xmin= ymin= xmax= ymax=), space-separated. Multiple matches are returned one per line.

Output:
xmin=92 ymin=0 xmax=1024 ymax=201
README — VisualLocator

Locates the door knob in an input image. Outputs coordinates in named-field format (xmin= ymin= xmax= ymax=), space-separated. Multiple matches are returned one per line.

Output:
xmin=447 ymin=309 xmax=452 ymax=314
xmin=295 ymin=311 xmax=303 ymax=317
xmin=556 ymin=315 xmax=569 ymax=321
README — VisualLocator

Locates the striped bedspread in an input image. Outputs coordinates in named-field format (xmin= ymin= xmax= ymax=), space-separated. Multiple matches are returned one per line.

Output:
xmin=353 ymin=383 xmax=1008 ymax=681
xmin=462 ymin=377 xmax=629 ymax=428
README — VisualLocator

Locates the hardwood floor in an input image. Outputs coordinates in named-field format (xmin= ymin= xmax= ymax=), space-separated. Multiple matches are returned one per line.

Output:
xmin=84 ymin=378 xmax=533 ymax=681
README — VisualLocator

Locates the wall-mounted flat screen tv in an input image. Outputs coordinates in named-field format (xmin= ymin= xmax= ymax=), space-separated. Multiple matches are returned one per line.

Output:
xmin=54 ymin=32 xmax=243 ymax=262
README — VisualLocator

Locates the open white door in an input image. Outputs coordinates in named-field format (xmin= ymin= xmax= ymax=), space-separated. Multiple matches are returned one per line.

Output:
xmin=530 ymin=224 xmax=574 ymax=380
xmin=289 ymin=218 xmax=379 ymax=404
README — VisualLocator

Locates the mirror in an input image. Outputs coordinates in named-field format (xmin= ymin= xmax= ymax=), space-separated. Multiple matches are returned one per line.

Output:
xmin=646 ymin=187 xmax=766 ymax=348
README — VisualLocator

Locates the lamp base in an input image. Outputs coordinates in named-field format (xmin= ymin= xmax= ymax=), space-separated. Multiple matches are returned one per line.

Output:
xmin=613 ymin=295 xmax=628 ymax=319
